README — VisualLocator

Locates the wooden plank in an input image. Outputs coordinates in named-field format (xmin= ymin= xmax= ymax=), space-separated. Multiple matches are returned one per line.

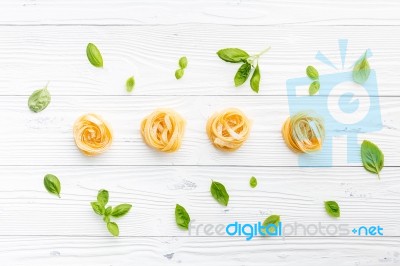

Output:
xmin=0 ymin=236 xmax=398 ymax=266
xmin=0 ymin=95 xmax=397 ymax=166
xmin=0 ymin=166 xmax=398 ymax=236
xmin=0 ymin=0 xmax=399 ymax=25
xmin=0 ymin=25 xmax=398 ymax=96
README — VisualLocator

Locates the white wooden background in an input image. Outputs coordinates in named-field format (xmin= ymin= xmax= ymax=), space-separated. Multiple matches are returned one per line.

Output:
xmin=0 ymin=1 xmax=399 ymax=265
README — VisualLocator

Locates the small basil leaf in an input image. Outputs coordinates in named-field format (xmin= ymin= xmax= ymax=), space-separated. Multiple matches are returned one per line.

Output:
xmin=86 ymin=43 xmax=103 ymax=68
xmin=210 ymin=181 xmax=229 ymax=206
xmin=91 ymin=202 xmax=104 ymax=215
xmin=234 ymin=63 xmax=251 ymax=87
xmin=43 ymin=174 xmax=61 ymax=197
xmin=126 ymin=76 xmax=135 ymax=92
xmin=324 ymin=201 xmax=340 ymax=218
xmin=309 ymin=80 xmax=320 ymax=95
xmin=97 ymin=189 xmax=109 ymax=207
xmin=175 ymin=204 xmax=190 ymax=230
xmin=111 ymin=204 xmax=132 ymax=218
xmin=306 ymin=66 xmax=319 ymax=80
xmin=250 ymin=64 xmax=260 ymax=93
xmin=217 ymin=48 xmax=249 ymax=63
xmin=175 ymin=69 xmax=184 ymax=80
xmin=179 ymin=56 xmax=188 ymax=69
xmin=361 ymin=140 xmax=384 ymax=179
xmin=107 ymin=222 xmax=119 ymax=237
xmin=28 ymin=86 xmax=51 ymax=113
xmin=249 ymin=176 xmax=257 ymax=188
xmin=261 ymin=215 xmax=280 ymax=235
xmin=353 ymin=51 xmax=370 ymax=84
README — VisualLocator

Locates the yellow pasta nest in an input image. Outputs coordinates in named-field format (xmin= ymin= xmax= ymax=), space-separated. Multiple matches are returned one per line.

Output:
xmin=281 ymin=111 xmax=325 ymax=153
xmin=73 ymin=113 xmax=113 ymax=156
xmin=141 ymin=109 xmax=185 ymax=152
xmin=206 ymin=108 xmax=251 ymax=151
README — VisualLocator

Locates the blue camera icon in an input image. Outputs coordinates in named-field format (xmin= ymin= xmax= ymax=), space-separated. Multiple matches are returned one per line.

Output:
xmin=286 ymin=41 xmax=382 ymax=167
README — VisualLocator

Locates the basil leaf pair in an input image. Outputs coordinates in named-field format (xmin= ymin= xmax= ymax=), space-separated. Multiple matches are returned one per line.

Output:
xmin=175 ymin=56 xmax=188 ymax=80
xmin=306 ymin=65 xmax=320 ymax=95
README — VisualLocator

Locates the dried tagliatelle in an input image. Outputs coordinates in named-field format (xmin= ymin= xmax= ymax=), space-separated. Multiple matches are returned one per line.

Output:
xmin=141 ymin=109 xmax=185 ymax=152
xmin=206 ymin=108 xmax=251 ymax=151
xmin=282 ymin=111 xmax=325 ymax=153
xmin=73 ymin=113 xmax=113 ymax=156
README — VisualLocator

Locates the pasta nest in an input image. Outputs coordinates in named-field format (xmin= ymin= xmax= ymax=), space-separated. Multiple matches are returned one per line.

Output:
xmin=73 ymin=113 xmax=113 ymax=156
xmin=281 ymin=111 xmax=325 ymax=153
xmin=141 ymin=109 xmax=185 ymax=152
xmin=206 ymin=108 xmax=251 ymax=151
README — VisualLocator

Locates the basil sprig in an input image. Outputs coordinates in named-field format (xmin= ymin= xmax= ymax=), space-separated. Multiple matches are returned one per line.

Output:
xmin=175 ymin=204 xmax=191 ymax=230
xmin=90 ymin=189 xmax=132 ymax=237
xmin=217 ymin=47 xmax=270 ymax=93
xmin=324 ymin=201 xmax=340 ymax=218
xmin=361 ymin=140 xmax=384 ymax=179
xmin=43 ymin=174 xmax=61 ymax=198
xmin=28 ymin=85 xmax=51 ymax=113
xmin=210 ymin=180 xmax=229 ymax=206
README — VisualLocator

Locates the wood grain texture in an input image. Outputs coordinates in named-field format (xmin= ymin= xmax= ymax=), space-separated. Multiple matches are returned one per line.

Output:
xmin=0 ymin=236 xmax=398 ymax=266
xmin=0 ymin=0 xmax=400 ymax=25
xmin=0 ymin=166 xmax=399 ymax=237
xmin=1 ymin=1 xmax=400 ymax=265
xmin=0 ymin=96 xmax=397 ymax=166
xmin=0 ymin=25 xmax=398 ymax=96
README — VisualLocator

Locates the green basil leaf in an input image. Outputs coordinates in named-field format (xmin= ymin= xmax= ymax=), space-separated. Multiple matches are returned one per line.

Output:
xmin=217 ymin=48 xmax=249 ymax=63
xmin=126 ymin=76 xmax=135 ymax=92
xmin=306 ymin=66 xmax=319 ymax=80
xmin=107 ymin=222 xmax=119 ymax=237
xmin=28 ymin=86 xmax=51 ymax=113
xmin=105 ymin=206 xmax=112 ymax=216
xmin=86 ymin=43 xmax=103 ymax=68
xmin=175 ymin=204 xmax=190 ymax=230
xmin=353 ymin=51 xmax=370 ymax=84
xmin=111 ymin=204 xmax=132 ymax=218
xmin=43 ymin=174 xmax=61 ymax=198
xmin=249 ymin=176 xmax=257 ymax=188
xmin=309 ymin=80 xmax=320 ymax=95
xmin=234 ymin=63 xmax=251 ymax=87
xmin=324 ymin=201 xmax=340 ymax=218
xmin=210 ymin=181 xmax=229 ymax=206
xmin=97 ymin=189 xmax=109 ymax=207
xmin=103 ymin=216 xmax=110 ymax=223
xmin=250 ymin=64 xmax=260 ymax=93
xmin=261 ymin=215 xmax=280 ymax=235
xmin=361 ymin=140 xmax=384 ymax=178
xmin=91 ymin=202 xmax=104 ymax=215
xmin=175 ymin=69 xmax=184 ymax=80
xmin=179 ymin=56 xmax=188 ymax=69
